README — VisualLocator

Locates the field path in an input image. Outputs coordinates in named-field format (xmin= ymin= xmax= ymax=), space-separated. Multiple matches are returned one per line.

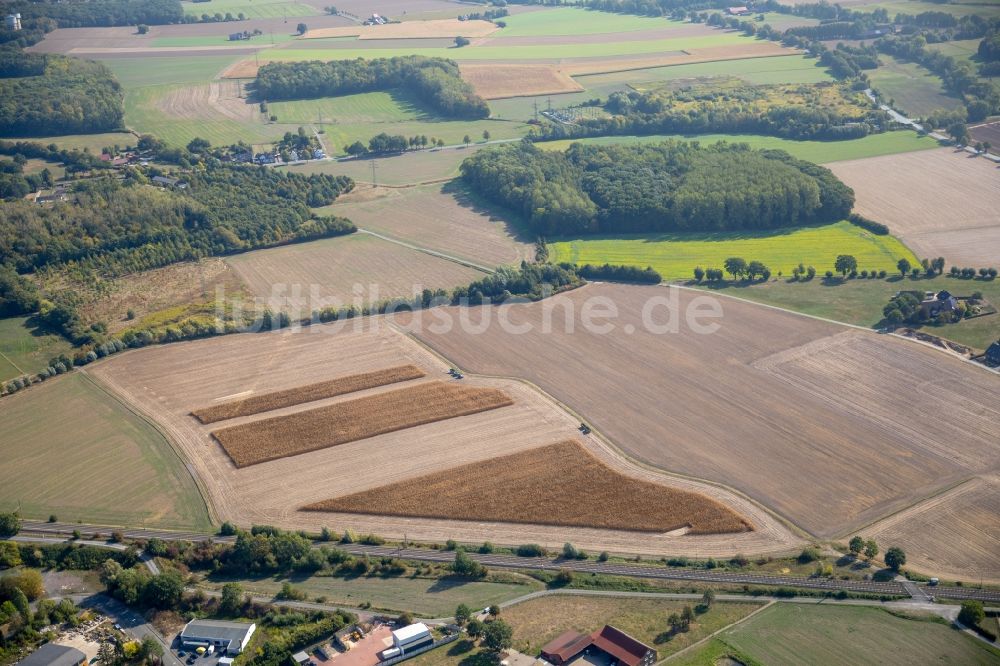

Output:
xmin=357 ymin=228 xmax=495 ymax=273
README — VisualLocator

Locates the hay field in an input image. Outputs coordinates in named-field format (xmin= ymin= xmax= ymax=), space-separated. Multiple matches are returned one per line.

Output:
xmin=308 ymin=439 xmax=750 ymax=533
xmin=317 ymin=183 xmax=533 ymax=267
xmin=829 ymin=148 xmax=1000 ymax=267
xmin=460 ymin=64 xmax=583 ymax=99
xmin=88 ymin=324 xmax=801 ymax=557
xmin=0 ymin=373 xmax=210 ymax=529
xmin=192 ymin=364 xmax=425 ymax=423
xmin=858 ymin=475 xmax=1000 ymax=582
xmin=869 ymin=54 xmax=964 ymax=118
xmin=549 ymin=221 xmax=918 ymax=280
xmin=402 ymin=283 xmax=1000 ymax=541
xmin=0 ymin=316 xmax=75 ymax=383
xmin=224 ymin=232 xmax=485 ymax=313
xmin=301 ymin=19 xmax=498 ymax=40
xmin=213 ymin=380 xmax=515 ymax=467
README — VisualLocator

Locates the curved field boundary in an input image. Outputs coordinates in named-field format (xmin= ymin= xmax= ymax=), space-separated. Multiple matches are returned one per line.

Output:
xmin=306 ymin=438 xmax=752 ymax=534
xmin=211 ymin=379 xmax=514 ymax=467
xmin=191 ymin=364 xmax=426 ymax=424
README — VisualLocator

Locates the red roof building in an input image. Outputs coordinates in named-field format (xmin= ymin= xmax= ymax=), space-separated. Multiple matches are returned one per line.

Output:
xmin=538 ymin=626 xmax=656 ymax=666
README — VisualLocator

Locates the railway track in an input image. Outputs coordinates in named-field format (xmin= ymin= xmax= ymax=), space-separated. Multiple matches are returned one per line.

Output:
xmin=18 ymin=521 xmax=1000 ymax=603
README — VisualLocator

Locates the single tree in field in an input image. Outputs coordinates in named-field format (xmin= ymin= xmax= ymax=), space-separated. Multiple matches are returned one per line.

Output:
xmin=482 ymin=129 xmax=491 ymax=141
xmin=463 ymin=134 xmax=471 ymax=146
xmin=455 ymin=36 xmax=470 ymax=47
xmin=680 ymin=605 xmax=695 ymax=630
xmin=863 ymin=539 xmax=879 ymax=561
xmin=724 ymin=257 xmax=747 ymax=280
xmin=835 ymin=254 xmax=857 ymax=277
xmin=455 ymin=603 xmax=472 ymax=626
xmin=701 ymin=589 xmax=715 ymax=608
xmin=849 ymin=536 xmax=864 ymax=557
xmin=487 ymin=605 xmax=501 ymax=619
xmin=958 ymin=600 xmax=985 ymax=627
xmin=897 ymin=258 xmax=911 ymax=277
xmin=0 ymin=513 xmax=20 ymax=538
xmin=884 ymin=546 xmax=906 ymax=571
xmin=296 ymin=22 xmax=308 ymax=35
xmin=693 ymin=266 xmax=705 ymax=283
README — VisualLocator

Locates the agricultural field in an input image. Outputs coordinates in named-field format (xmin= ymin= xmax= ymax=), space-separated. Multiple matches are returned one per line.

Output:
xmin=8 ymin=132 xmax=137 ymax=154
xmin=0 ymin=316 xmax=75 ymax=383
xmin=404 ymin=283 xmax=1000 ymax=555
xmin=501 ymin=594 xmax=765 ymax=659
xmin=828 ymin=147 xmax=1000 ymax=268
xmin=205 ymin=573 xmax=543 ymax=616
xmin=181 ymin=0 xmax=320 ymax=19
xmin=87 ymin=323 xmax=800 ymax=558
xmin=869 ymin=54 xmax=963 ymax=118
xmin=697 ymin=273 xmax=1000 ymax=351
xmin=316 ymin=183 xmax=533 ymax=268
xmin=223 ymin=232 xmax=485 ymax=312
xmin=282 ymin=144 xmax=490 ymax=184
xmin=495 ymin=7 xmax=669 ymax=37
xmin=192 ymin=364 xmax=426 ymax=423
xmin=307 ymin=439 xmax=751 ymax=534
xmin=212 ymin=380 xmax=515 ymax=467
xmin=676 ymin=603 xmax=1000 ymax=665
xmin=838 ymin=0 xmax=1000 ymax=19
xmin=536 ymin=130 xmax=938 ymax=162
xmin=549 ymin=220 xmax=918 ymax=281
xmin=858 ymin=474 xmax=1000 ymax=583
xmin=0 ymin=373 xmax=211 ymax=529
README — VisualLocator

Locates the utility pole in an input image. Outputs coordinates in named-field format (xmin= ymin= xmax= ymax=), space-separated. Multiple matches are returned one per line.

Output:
xmin=371 ymin=160 xmax=377 ymax=186
xmin=533 ymin=100 xmax=538 ymax=122
xmin=547 ymin=97 xmax=552 ymax=112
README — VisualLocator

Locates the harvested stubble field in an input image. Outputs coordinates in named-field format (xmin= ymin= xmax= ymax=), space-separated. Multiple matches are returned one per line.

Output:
xmin=317 ymin=183 xmax=533 ymax=267
xmin=400 ymin=283 xmax=1000 ymax=547
xmin=858 ymin=474 xmax=1000 ymax=582
xmin=212 ymin=380 xmax=515 ymax=467
xmin=460 ymin=64 xmax=583 ymax=99
xmin=88 ymin=324 xmax=800 ymax=557
xmin=224 ymin=232 xmax=485 ymax=312
xmin=300 ymin=19 xmax=499 ymax=40
xmin=191 ymin=364 xmax=425 ymax=424
xmin=307 ymin=439 xmax=750 ymax=533
xmin=828 ymin=148 xmax=1000 ymax=267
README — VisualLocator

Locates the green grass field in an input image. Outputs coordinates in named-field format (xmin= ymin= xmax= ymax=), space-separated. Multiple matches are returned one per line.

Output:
xmin=103 ymin=55 xmax=243 ymax=88
xmin=496 ymin=7 xmax=669 ymax=36
xmin=537 ymin=130 xmax=937 ymax=163
xmin=870 ymin=54 xmax=964 ymax=118
xmin=11 ymin=132 xmax=138 ymax=154
xmin=695 ymin=273 xmax=1000 ymax=350
xmin=0 ymin=316 xmax=76 ymax=383
xmin=0 ymin=373 xmax=211 ymax=529
xmin=181 ymin=0 xmax=319 ymax=19
xmin=856 ymin=0 xmax=1000 ymax=18
xmin=675 ymin=603 xmax=1000 ymax=665
xmin=550 ymin=221 xmax=919 ymax=281
xmin=207 ymin=573 xmax=541 ymax=616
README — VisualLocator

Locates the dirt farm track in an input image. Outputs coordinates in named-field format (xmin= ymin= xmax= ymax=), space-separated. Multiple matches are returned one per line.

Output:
xmin=86 ymin=322 xmax=802 ymax=560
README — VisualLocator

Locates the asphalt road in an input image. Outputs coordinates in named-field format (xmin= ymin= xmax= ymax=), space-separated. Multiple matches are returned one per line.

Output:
xmin=18 ymin=521 xmax=1000 ymax=603
xmin=79 ymin=594 xmax=184 ymax=666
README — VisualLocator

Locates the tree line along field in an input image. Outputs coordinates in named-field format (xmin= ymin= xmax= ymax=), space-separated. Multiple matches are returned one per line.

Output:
xmin=86 ymin=324 xmax=800 ymax=559
xmin=675 ymin=603 xmax=1000 ymax=665
xmin=404 ymin=284 xmax=1000 ymax=558
xmin=548 ymin=220 xmax=918 ymax=281
xmin=0 ymin=372 xmax=211 ymax=530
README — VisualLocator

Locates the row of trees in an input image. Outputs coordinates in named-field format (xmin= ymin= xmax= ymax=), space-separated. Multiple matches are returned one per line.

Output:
xmin=0 ymin=56 xmax=124 ymax=137
xmin=0 ymin=0 xmax=184 ymax=27
xmin=255 ymin=56 xmax=489 ymax=119
xmin=461 ymin=141 xmax=854 ymax=237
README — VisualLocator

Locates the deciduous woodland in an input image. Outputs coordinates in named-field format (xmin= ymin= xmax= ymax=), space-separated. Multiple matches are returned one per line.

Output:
xmin=460 ymin=141 xmax=854 ymax=236
xmin=0 ymin=56 xmax=124 ymax=137
xmin=255 ymin=57 xmax=490 ymax=120
xmin=0 ymin=0 xmax=183 ymax=27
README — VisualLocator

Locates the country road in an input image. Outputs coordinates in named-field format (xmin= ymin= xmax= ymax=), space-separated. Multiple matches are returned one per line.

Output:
xmin=16 ymin=521 xmax=1000 ymax=603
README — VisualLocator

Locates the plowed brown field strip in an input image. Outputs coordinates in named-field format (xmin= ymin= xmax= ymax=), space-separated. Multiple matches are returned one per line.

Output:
xmin=192 ymin=364 xmax=426 ymax=424
xmin=307 ymin=439 xmax=750 ymax=534
xmin=212 ymin=380 xmax=514 ymax=467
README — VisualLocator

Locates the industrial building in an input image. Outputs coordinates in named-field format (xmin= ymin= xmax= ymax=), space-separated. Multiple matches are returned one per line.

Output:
xmin=16 ymin=644 xmax=86 ymax=666
xmin=389 ymin=622 xmax=433 ymax=655
xmin=179 ymin=619 xmax=257 ymax=655
xmin=540 ymin=625 xmax=656 ymax=666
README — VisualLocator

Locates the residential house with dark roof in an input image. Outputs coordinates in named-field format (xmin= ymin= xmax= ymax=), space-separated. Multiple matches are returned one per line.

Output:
xmin=539 ymin=625 xmax=656 ymax=666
